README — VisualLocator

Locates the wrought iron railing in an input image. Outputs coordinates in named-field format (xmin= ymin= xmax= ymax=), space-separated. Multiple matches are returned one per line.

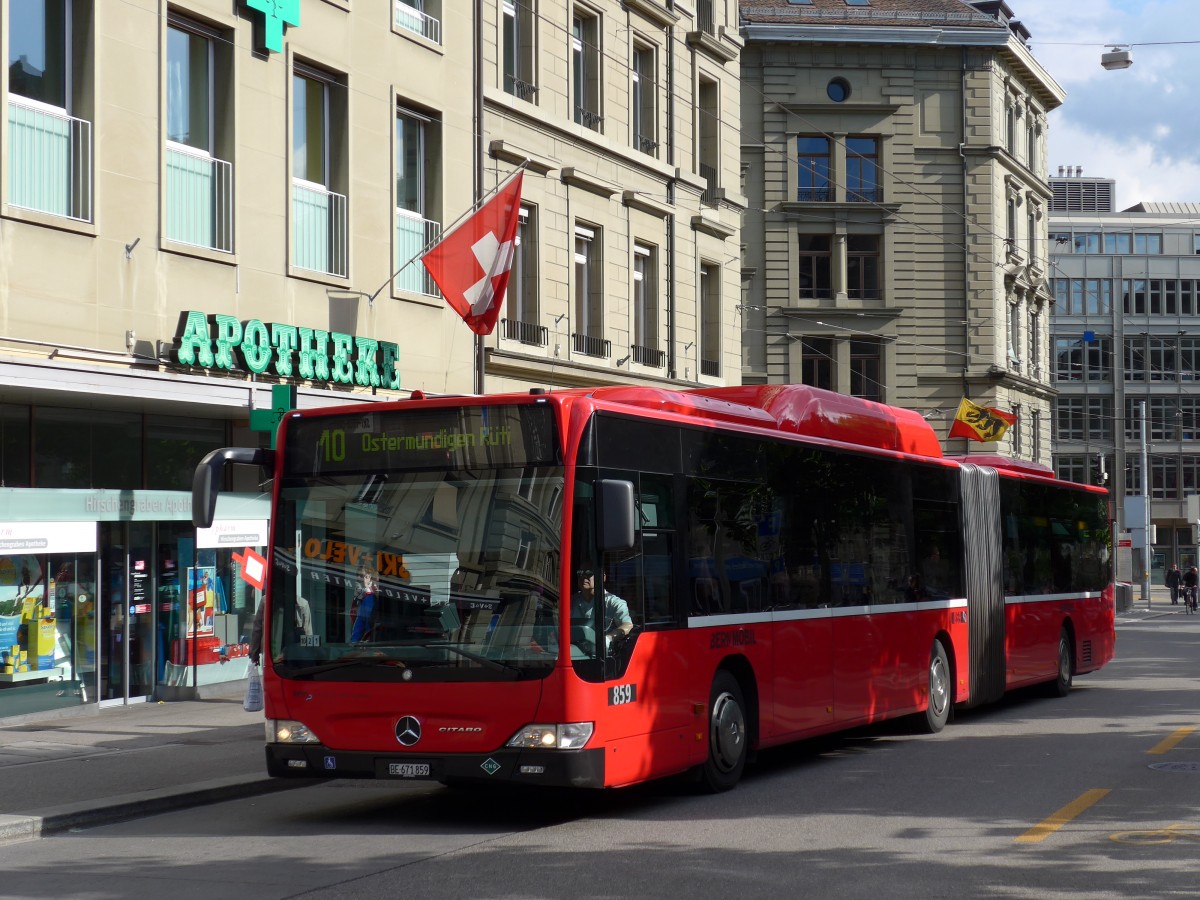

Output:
xmin=7 ymin=95 xmax=92 ymax=222
xmin=636 ymin=133 xmax=659 ymax=155
xmin=501 ymin=318 xmax=548 ymax=347
xmin=505 ymin=77 xmax=538 ymax=101
xmin=700 ymin=357 xmax=720 ymax=377
xmin=632 ymin=344 xmax=666 ymax=368
xmin=847 ymin=187 xmax=883 ymax=203
xmin=292 ymin=179 xmax=348 ymax=277
xmin=166 ymin=144 xmax=233 ymax=252
xmin=572 ymin=332 xmax=611 ymax=358
xmin=700 ymin=162 xmax=719 ymax=205
xmin=576 ymin=107 xmax=603 ymax=130
xmin=797 ymin=187 xmax=832 ymax=202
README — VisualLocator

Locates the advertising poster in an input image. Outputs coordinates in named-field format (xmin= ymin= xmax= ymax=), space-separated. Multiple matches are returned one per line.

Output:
xmin=186 ymin=566 xmax=217 ymax=636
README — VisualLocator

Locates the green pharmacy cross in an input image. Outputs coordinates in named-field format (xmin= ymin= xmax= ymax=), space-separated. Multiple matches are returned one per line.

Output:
xmin=249 ymin=384 xmax=297 ymax=449
xmin=246 ymin=0 xmax=300 ymax=54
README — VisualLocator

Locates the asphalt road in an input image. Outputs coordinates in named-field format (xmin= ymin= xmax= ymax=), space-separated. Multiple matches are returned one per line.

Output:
xmin=2 ymin=609 xmax=1197 ymax=900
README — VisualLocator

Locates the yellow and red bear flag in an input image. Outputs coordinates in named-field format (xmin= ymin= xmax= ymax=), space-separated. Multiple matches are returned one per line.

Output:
xmin=948 ymin=397 xmax=1017 ymax=442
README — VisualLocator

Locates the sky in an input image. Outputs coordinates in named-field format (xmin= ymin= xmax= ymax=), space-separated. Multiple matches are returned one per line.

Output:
xmin=1015 ymin=0 xmax=1200 ymax=209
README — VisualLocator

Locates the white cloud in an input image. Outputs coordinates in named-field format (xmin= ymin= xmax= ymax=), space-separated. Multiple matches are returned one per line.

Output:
xmin=1050 ymin=120 xmax=1200 ymax=208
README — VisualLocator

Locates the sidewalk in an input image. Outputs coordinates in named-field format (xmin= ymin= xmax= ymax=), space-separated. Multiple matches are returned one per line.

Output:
xmin=0 ymin=684 xmax=300 ymax=845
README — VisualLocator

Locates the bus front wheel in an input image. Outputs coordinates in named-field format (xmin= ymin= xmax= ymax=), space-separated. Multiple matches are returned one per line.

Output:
xmin=1049 ymin=628 xmax=1073 ymax=697
xmin=699 ymin=671 xmax=748 ymax=792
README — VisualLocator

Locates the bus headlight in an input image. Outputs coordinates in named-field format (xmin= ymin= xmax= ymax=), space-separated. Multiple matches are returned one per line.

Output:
xmin=267 ymin=719 xmax=322 ymax=744
xmin=505 ymin=722 xmax=594 ymax=750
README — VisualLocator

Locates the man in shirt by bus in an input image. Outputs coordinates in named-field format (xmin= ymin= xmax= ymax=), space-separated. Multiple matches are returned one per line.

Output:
xmin=572 ymin=568 xmax=632 ymax=654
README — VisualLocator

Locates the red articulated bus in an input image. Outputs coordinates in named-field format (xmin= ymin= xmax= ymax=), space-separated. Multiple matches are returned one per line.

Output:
xmin=194 ymin=384 xmax=1114 ymax=791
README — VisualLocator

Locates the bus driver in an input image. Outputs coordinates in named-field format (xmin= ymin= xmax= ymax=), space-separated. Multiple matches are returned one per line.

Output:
xmin=571 ymin=569 xmax=632 ymax=655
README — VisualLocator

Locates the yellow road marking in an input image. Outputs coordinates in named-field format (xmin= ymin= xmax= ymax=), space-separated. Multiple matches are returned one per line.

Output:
xmin=1147 ymin=727 xmax=1195 ymax=756
xmin=1015 ymin=788 xmax=1111 ymax=843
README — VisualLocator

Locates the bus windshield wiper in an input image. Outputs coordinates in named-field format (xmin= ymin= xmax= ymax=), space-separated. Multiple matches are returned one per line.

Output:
xmin=286 ymin=653 xmax=407 ymax=677
xmin=421 ymin=642 xmax=523 ymax=677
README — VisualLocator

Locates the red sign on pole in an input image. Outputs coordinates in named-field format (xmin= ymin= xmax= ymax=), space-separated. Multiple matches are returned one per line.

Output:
xmin=233 ymin=547 xmax=268 ymax=591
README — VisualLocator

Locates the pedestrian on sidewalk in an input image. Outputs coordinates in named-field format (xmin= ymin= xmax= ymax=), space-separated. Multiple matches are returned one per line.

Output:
xmin=1166 ymin=563 xmax=1182 ymax=605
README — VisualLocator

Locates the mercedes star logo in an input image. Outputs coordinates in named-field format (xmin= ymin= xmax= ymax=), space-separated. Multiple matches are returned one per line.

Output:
xmin=395 ymin=716 xmax=422 ymax=747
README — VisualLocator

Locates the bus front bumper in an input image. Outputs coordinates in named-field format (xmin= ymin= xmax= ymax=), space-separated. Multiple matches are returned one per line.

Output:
xmin=265 ymin=743 xmax=607 ymax=788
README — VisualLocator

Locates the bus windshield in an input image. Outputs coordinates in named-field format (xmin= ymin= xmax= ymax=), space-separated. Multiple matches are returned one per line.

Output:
xmin=269 ymin=403 xmax=565 ymax=682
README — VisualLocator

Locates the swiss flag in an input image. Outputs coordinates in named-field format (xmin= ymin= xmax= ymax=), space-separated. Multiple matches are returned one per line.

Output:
xmin=422 ymin=173 xmax=524 ymax=336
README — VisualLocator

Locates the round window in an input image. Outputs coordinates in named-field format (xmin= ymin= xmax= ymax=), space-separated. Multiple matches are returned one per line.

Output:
xmin=827 ymin=78 xmax=851 ymax=102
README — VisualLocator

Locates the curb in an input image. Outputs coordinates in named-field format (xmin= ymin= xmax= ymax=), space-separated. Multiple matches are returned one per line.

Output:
xmin=0 ymin=774 xmax=308 ymax=845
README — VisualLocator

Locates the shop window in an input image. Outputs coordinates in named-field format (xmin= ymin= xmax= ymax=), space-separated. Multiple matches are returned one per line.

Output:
xmin=33 ymin=408 xmax=141 ymax=489
xmin=0 ymin=403 xmax=32 ymax=487
xmin=144 ymin=415 xmax=228 ymax=490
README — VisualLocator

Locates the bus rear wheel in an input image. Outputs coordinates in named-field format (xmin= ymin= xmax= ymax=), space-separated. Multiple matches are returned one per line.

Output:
xmin=921 ymin=640 xmax=951 ymax=734
xmin=699 ymin=671 xmax=747 ymax=792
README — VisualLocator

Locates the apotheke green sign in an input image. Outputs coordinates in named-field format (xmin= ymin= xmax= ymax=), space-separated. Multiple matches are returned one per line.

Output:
xmin=174 ymin=311 xmax=400 ymax=390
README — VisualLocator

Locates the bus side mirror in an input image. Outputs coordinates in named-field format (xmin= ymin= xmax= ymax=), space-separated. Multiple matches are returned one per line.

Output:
xmin=599 ymin=479 xmax=635 ymax=551
xmin=192 ymin=447 xmax=273 ymax=528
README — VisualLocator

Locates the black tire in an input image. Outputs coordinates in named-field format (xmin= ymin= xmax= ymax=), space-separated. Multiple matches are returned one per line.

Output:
xmin=921 ymin=641 xmax=951 ymax=734
xmin=698 ymin=671 xmax=748 ymax=792
xmin=1050 ymin=628 xmax=1073 ymax=697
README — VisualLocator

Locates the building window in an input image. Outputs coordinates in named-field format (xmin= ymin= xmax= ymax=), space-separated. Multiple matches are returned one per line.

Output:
xmin=846 ymin=236 xmax=880 ymax=300
xmin=632 ymin=243 xmax=661 ymax=365
xmin=1103 ymin=232 xmax=1132 ymax=254
xmin=1149 ymin=338 xmax=1178 ymax=382
xmin=1054 ymin=397 xmax=1112 ymax=441
xmin=503 ymin=206 xmax=543 ymax=345
xmin=165 ymin=18 xmax=233 ymax=252
xmin=1007 ymin=300 xmax=1021 ymax=370
xmin=1135 ymin=233 xmax=1163 ymax=254
xmin=1151 ymin=456 xmax=1179 ymax=500
xmin=801 ymin=337 xmax=832 ymax=390
xmin=1005 ymin=102 xmax=1017 ymax=155
xmin=1029 ymin=308 xmax=1042 ymax=379
xmin=1011 ymin=404 xmax=1023 ymax=457
xmin=573 ymin=224 xmax=606 ymax=356
xmin=1026 ymin=209 xmax=1037 ymax=264
xmin=292 ymin=64 xmax=348 ymax=277
xmin=826 ymin=78 xmax=851 ymax=102
xmin=1073 ymin=232 xmax=1101 ymax=254
xmin=1027 ymin=122 xmax=1037 ymax=173
xmin=395 ymin=0 xmax=442 ymax=44
xmin=700 ymin=263 xmax=720 ymax=376
xmin=846 ymin=137 xmax=879 ymax=202
xmin=798 ymin=235 xmax=832 ymax=299
xmin=394 ymin=106 xmax=441 ymax=296
xmin=572 ymin=9 xmax=601 ymax=130
xmin=796 ymin=137 xmax=831 ymax=201
xmin=1052 ymin=278 xmax=1113 ymax=315
xmin=697 ymin=76 xmax=719 ymax=204
xmin=502 ymin=0 xmax=537 ymax=100
xmin=632 ymin=42 xmax=656 ymax=155
xmin=1122 ymin=279 xmax=1147 ymax=315
xmin=7 ymin=0 xmax=92 ymax=222
xmin=849 ymin=340 xmax=881 ymax=401
xmin=1006 ymin=197 xmax=1017 ymax=247
xmin=1032 ymin=409 xmax=1041 ymax=460
xmin=1181 ymin=338 xmax=1200 ymax=381
xmin=1124 ymin=337 xmax=1147 ymax=382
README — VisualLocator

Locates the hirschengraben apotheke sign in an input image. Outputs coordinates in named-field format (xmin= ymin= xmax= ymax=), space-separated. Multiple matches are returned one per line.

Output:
xmin=174 ymin=311 xmax=401 ymax=390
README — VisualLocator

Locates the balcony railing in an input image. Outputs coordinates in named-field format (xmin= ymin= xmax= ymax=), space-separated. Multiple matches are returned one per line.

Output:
xmin=7 ymin=95 xmax=91 ymax=222
xmin=572 ymin=332 xmax=611 ymax=358
xmin=292 ymin=179 xmax=348 ymax=277
xmin=394 ymin=0 xmax=442 ymax=44
xmin=632 ymin=344 xmax=666 ymax=368
xmin=697 ymin=0 xmax=716 ymax=35
xmin=166 ymin=144 xmax=233 ymax=252
xmin=797 ymin=186 xmax=832 ymax=202
xmin=700 ymin=357 xmax=720 ymax=377
xmin=847 ymin=187 xmax=883 ymax=203
xmin=636 ymin=133 xmax=659 ymax=155
xmin=501 ymin=318 xmax=548 ymax=347
xmin=700 ymin=162 xmax=719 ymax=206
xmin=505 ymin=76 xmax=538 ymax=101
xmin=394 ymin=209 xmax=441 ymax=296
xmin=576 ymin=107 xmax=603 ymax=130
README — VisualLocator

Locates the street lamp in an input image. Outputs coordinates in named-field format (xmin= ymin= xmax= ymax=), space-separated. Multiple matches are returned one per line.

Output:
xmin=1101 ymin=46 xmax=1133 ymax=70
